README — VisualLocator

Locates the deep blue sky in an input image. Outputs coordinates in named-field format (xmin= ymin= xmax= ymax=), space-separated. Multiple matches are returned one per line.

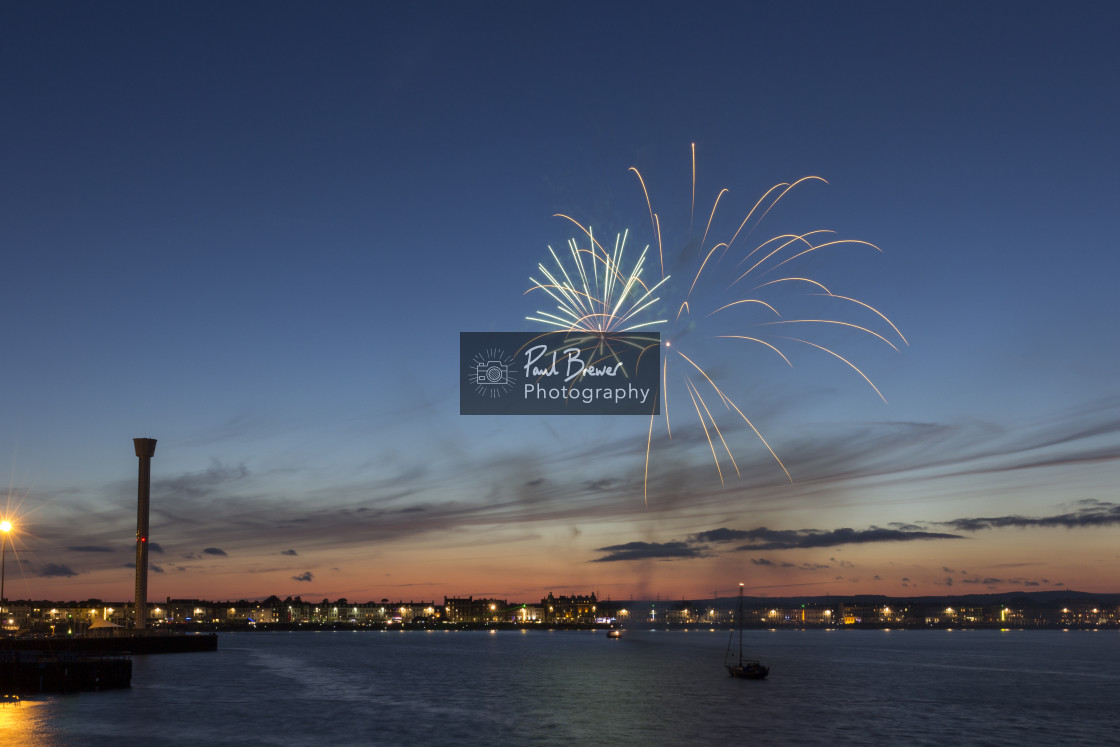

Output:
xmin=2 ymin=1 xmax=1118 ymax=602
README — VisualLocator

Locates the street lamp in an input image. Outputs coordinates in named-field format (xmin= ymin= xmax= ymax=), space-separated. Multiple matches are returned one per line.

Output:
xmin=0 ymin=519 xmax=11 ymax=605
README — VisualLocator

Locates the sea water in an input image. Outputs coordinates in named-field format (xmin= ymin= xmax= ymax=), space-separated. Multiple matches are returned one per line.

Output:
xmin=3 ymin=628 xmax=1118 ymax=745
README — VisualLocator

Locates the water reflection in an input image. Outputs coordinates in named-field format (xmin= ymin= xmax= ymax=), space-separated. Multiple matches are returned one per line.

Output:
xmin=6 ymin=630 xmax=1120 ymax=745
xmin=0 ymin=697 xmax=56 ymax=746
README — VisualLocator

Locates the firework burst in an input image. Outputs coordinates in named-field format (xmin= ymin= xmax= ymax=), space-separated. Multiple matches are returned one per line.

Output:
xmin=528 ymin=145 xmax=906 ymax=503
xmin=526 ymin=225 xmax=670 ymax=334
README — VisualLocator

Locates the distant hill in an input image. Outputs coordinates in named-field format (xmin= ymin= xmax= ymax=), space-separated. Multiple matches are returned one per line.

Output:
xmin=622 ymin=590 xmax=1120 ymax=609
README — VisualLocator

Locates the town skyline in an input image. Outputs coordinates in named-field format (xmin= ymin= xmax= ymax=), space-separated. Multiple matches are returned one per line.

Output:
xmin=5 ymin=587 xmax=1117 ymax=635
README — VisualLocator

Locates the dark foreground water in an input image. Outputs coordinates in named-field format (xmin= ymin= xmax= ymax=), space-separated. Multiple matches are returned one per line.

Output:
xmin=3 ymin=628 xmax=1118 ymax=745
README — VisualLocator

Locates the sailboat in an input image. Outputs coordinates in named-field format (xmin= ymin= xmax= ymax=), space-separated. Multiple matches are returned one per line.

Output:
xmin=725 ymin=583 xmax=769 ymax=679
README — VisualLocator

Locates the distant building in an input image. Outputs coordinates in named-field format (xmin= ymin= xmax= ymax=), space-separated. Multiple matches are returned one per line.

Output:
xmin=510 ymin=603 xmax=542 ymax=623
xmin=1058 ymin=600 xmax=1115 ymax=626
xmin=541 ymin=592 xmax=597 ymax=624
xmin=443 ymin=596 xmax=507 ymax=623
xmin=666 ymin=601 xmax=702 ymax=624
xmin=164 ymin=598 xmax=213 ymax=623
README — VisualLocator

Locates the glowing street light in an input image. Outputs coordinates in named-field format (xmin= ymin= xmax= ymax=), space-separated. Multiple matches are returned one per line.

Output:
xmin=0 ymin=519 xmax=12 ymax=605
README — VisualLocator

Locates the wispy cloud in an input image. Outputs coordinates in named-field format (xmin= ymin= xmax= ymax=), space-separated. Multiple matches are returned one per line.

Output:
xmin=691 ymin=526 xmax=962 ymax=551
xmin=691 ymin=528 xmax=751 ymax=544
xmin=21 ymin=399 xmax=1120 ymax=593
xmin=730 ymin=526 xmax=964 ymax=551
xmin=40 ymin=563 xmax=78 ymax=577
xmin=749 ymin=558 xmax=829 ymax=570
xmin=582 ymin=500 xmax=1118 ymax=566
xmin=939 ymin=501 xmax=1120 ymax=531
xmin=958 ymin=576 xmax=1049 ymax=588
xmin=154 ymin=462 xmax=250 ymax=501
xmin=292 ymin=571 xmax=313 ymax=582
xmin=591 ymin=541 xmax=708 ymax=562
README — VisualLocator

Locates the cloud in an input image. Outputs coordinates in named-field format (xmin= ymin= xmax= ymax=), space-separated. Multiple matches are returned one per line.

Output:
xmin=597 ymin=522 xmax=964 ymax=569
xmin=154 ymin=461 xmax=250 ymax=500
xmin=730 ymin=526 xmax=964 ymax=551
xmin=281 ymin=549 xmax=298 ymax=556
xmin=628 ymin=404 xmax=1120 ymax=518
xmin=23 ymin=399 xmax=1119 ymax=591
xmin=203 ymin=547 xmax=228 ymax=556
xmin=958 ymin=575 xmax=1047 ymax=588
xmin=940 ymin=502 xmax=1120 ymax=531
xmin=151 ymin=564 xmax=165 ymax=573
xmin=176 ymin=412 xmax=286 ymax=449
xmin=750 ymin=557 xmax=830 ymax=571
xmin=775 ymin=406 xmax=1120 ymax=490
xmin=591 ymin=541 xmax=708 ymax=562
xmin=67 ymin=545 xmax=114 ymax=552
xmin=689 ymin=528 xmax=752 ymax=544
xmin=149 ymin=542 xmax=164 ymax=554
xmin=292 ymin=571 xmax=313 ymax=582
xmin=40 ymin=563 xmax=78 ymax=577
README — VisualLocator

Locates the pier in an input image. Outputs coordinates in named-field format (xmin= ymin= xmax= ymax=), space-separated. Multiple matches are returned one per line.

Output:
xmin=0 ymin=633 xmax=216 ymax=694
xmin=1 ymin=633 xmax=218 ymax=656
xmin=0 ymin=650 xmax=131 ymax=694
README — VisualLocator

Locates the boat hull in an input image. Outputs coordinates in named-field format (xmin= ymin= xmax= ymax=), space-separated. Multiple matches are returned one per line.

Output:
xmin=726 ymin=662 xmax=769 ymax=679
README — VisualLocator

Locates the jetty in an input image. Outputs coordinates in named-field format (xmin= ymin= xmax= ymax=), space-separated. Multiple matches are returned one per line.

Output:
xmin=1 ymin=632 xmax=217 ymax=656
xmin=0 ymin=633 xmax=216 ymax=694
xmin=1 ymin=649 xmax=131 ymax=694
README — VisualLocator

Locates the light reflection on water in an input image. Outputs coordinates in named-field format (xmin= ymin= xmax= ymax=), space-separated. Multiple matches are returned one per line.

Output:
xmin=3 ymin=629 xmax=1118 ymax=746
xmin=0 ymin=698 xmax=57 ymax=746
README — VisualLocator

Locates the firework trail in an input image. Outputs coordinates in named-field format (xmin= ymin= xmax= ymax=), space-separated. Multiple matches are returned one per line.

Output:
xmin=528 ymin=146 xmax=905 ymax=503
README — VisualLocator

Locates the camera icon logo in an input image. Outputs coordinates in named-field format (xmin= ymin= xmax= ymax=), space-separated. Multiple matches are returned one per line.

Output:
xmin=477 ymin=361 xmax=509 ymax=386
xmin=469 ymin=349 xmax=517 ymax=399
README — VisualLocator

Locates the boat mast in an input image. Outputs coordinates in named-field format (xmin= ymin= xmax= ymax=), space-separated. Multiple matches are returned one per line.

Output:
xmin=738 ymin=583 xmax=744 ymax=664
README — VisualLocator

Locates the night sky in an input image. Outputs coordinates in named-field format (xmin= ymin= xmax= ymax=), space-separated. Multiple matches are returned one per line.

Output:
xmin=3 ymin=1 xmax=1118 ymax=603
